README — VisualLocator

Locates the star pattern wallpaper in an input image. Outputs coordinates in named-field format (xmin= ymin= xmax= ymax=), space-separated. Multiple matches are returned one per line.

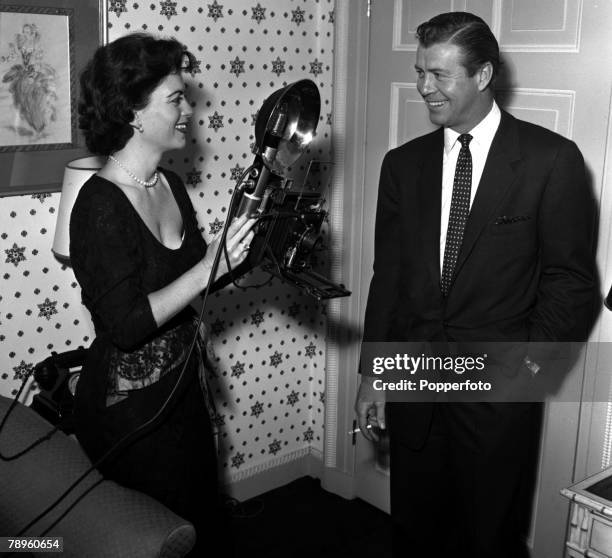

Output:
xmin=0 ymin=0 xmax=336 ymax=486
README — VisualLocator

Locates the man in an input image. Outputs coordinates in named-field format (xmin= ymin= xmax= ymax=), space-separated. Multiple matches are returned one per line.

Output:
xmin=355 ymin=12 xmax=595 ymax=558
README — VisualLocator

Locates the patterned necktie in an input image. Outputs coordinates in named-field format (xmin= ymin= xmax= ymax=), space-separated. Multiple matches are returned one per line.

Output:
xmin=441 ymin=133 xmax=473 ymax=296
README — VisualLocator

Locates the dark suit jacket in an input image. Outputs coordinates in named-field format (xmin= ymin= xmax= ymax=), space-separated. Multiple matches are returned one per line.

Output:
xmin=362 ymin=110 xmax=596 ymax=447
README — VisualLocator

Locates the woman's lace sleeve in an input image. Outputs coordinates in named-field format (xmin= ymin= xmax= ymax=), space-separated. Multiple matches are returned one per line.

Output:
xmin=69 ymin=181 xmax=157 ymax=350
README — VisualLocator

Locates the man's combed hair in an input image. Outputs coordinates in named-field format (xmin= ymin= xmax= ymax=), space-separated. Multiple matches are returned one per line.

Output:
xmin=416 ymin=12 xmax=500 ymax=81
xmin=78 ymin=33 xmax=195 ymax=155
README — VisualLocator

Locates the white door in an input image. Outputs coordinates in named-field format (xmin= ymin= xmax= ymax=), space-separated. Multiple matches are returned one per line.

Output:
xmin=352 ymin=1 xmax=612 ymax=556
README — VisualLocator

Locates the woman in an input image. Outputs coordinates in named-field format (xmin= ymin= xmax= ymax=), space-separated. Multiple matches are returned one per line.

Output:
xmin=70 ymin=33 xmax=254 ymax=554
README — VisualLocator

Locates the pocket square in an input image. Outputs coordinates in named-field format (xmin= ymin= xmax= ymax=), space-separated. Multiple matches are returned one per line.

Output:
xmin=494 ymin=215 xmax=531 ymax=225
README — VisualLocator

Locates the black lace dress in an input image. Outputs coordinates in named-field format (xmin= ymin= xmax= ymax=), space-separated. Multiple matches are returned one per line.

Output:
xmin=69 ymin=170 xmax=223 ymax=554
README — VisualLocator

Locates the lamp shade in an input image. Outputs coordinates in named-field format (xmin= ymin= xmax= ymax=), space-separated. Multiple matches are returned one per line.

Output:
xmin=52 ymin=156 xmax=104 ymax=263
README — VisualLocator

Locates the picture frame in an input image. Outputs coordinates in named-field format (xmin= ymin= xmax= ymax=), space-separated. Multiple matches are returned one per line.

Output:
xmin=0 ymin=0 xmax=105 ymax=197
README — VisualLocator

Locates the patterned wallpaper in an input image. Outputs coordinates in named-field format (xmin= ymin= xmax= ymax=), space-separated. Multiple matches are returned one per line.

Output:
xmin=0 ymin=0 xmax=336 ymax=485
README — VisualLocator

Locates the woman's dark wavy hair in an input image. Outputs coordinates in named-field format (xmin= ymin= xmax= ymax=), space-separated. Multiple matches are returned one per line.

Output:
xmin=416 ymin=12 xmax=500 ymax=83
xmin=78 ymin=33 xmax=195 ymax=155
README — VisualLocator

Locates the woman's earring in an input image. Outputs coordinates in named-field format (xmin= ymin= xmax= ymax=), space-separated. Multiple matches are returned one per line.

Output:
xmin=133 ymin=114 xmax=144 ymax=133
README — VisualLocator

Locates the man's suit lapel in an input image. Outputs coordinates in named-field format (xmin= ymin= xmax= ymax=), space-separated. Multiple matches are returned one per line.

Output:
xmin=453 ymin=111 xmax=522 ymax=279
xmin=417 ymin=129 xmax=444 ymax=284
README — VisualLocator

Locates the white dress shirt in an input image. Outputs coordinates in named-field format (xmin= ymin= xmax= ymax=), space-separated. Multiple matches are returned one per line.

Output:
xmin=439 ymin=101 xmax=501 ymax=270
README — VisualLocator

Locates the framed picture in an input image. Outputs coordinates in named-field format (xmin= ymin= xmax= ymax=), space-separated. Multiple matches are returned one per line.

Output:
xmin=0 ymin=0 xmax=105 ymax=196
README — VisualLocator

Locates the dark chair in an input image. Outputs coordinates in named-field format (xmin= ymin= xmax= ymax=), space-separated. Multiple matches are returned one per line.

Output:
xmin=0 ymin=388 xmax=196 ymax=557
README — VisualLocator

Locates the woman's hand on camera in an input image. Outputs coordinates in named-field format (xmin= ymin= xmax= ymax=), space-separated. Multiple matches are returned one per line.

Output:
xmin=203 ymin=215 xmax=257 ymax=279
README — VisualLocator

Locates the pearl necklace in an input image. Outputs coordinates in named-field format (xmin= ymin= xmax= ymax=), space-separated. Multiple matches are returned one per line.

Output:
xmin=108 ymin=155 xmax=159 ymax=188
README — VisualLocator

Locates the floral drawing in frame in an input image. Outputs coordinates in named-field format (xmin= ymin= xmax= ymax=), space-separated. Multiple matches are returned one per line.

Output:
xmin=0 ymin=5 xmax=74 ymax=151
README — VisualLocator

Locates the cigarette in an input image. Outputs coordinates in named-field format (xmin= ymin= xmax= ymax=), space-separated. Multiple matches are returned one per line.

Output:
xmin=348 ymin=424 xmax=373 ymax=435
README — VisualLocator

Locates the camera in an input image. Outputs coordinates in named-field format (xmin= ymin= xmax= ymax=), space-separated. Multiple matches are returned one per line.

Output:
xmin=242 ymin=161 xmax=350 ymax=300
xmin=230 ymin=79 xmax=351 ymax=300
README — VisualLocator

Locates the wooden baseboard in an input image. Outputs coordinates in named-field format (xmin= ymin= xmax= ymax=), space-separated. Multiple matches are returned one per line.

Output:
xmin=223 ymin=447 xmax=324 ymax=502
